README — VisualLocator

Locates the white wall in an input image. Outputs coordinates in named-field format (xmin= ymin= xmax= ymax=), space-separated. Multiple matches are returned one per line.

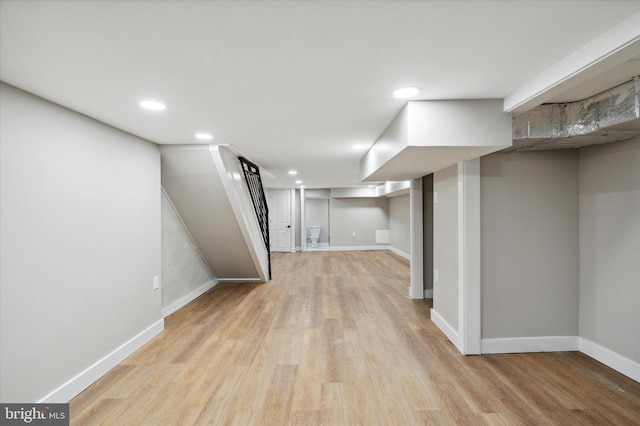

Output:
xmin=480 ymin=151 xmax=579 ymax=339
xmin=329 ymin=198 xmax=389 ymax=247
xmin=389 ymin=194 xmax=411 ymax=257
xmin=161 ymin=190 xmax=215 ymax=311
xmin=432 ymin=165 xmax=459 ymax=330
xmin=579 ymin=138 xmax=640 ymax=364
xmin=305 ymin=189 xmax=330 ymax=198
xmin=0 ymin=83 xmax=162 ymax=402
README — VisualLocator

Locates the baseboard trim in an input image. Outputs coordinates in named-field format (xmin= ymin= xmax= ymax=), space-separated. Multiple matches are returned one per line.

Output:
xmin=424 ymin=289 xmax=433 ymax=299
xmin=430 ymin=308 xmax=462 ymax=353
xmin=38 ymin=319 xmax=164 ymax=403
xmin=388 ymin=246 xmax=411 ymax=260
xmin=482 ymin=336 xmax=579 ymax=354
xmin=302 ymin=245 xmax=394 ymax=252
xmin=329 ymin=245 xmax=391 ymax=252
xmin=161 ymin=279 xmax=219 ymax=318
xmin=217 ymin=277 xmax=263 ymax=283
xmin=580 ymin=338 xmax=640 ymax=383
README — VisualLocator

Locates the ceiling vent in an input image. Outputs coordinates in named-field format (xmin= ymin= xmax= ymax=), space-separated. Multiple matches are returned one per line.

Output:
xmin=509 ymin=78 xmax=640 ymax=151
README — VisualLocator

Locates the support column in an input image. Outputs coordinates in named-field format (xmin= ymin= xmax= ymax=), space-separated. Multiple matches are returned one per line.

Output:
xmin=458 ymin=159 xmax=481 ymax=354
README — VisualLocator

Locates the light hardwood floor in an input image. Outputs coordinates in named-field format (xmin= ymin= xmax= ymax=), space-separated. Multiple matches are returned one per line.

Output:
xmin=70 ymin=251 xmax=640 ymax=425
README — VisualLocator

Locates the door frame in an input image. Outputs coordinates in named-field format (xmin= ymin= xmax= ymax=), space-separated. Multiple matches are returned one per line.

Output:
xmin=288 ymin=188 xmax=296 ymax=252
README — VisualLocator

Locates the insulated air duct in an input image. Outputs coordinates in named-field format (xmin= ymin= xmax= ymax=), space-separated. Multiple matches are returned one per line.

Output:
xmin=509 ymin=78 xmax=640 ymax=151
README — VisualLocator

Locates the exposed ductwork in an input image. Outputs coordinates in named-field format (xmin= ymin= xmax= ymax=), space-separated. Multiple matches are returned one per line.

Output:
xmin=509 ymin=78 xmax=640 ymax=151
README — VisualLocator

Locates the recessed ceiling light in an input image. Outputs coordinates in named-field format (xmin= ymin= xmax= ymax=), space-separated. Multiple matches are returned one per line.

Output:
xmin=393 ymin=86 xmax=421 ymax=99
xmin=288 ymin=170 xmax=298 ymax=175
xmin=195 ymin=133 xmax=213 ymax=140
xmin=139 ymin=100 xmax=166 ymax=110
xmin=295 ymin=180 xmax=302 ymax=184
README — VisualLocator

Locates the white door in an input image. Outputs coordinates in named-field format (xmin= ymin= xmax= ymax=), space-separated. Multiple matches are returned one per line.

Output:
xmin=270 ymin=189 xmax=291 ymax=252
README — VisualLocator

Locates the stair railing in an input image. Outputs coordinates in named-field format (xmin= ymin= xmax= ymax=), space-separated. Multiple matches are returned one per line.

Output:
xmin=238 ymin=156 xmax=271 ymax=279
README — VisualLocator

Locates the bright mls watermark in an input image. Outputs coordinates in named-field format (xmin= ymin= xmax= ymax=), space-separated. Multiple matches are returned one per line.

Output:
xmin=1 ymin=404 xmax=68 ymax=425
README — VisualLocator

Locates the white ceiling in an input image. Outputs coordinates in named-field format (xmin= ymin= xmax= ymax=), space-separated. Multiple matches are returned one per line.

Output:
xmin=2 ymin=1 xmax=640 ymax=188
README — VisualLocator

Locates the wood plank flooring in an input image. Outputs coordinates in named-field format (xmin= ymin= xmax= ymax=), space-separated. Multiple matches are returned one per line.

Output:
xmin=70 ymin=250 xmax=640 ymax=425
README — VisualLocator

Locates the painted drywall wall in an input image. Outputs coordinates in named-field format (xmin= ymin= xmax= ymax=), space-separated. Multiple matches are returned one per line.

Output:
xmin=329 ymin=198 xmax=389 ymax=247
xmin=389 ymin=194 xmax=411 ymax=257
xmin=161 ymin=190 xmax=215 ymax=309
xmin=331 ymin=187 xmax=377 ymax=198
xmin=579 ymin=138 xmax=640 ymax=363
xmin=481 ymin=151 xmax=579 ymax=339
xmin=305 ymin=198 xmax=330 ymax=244
xmin=433 ymin=165 xmax=459 ymax=330
xmin=305 ymin=189 xmax=331 ymax=198
xmin=0 ymin=83 xmax=161 ymax=402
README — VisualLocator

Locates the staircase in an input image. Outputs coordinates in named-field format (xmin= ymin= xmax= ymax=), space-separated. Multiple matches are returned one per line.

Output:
xmin=160 ymin=144 xmax=270 ymax=282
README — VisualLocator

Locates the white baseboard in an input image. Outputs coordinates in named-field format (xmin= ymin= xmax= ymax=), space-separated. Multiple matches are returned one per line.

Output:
xmin=482 ymin=336 xmax=579 ymax=354
xmin=161 ymin=279 xmax=219 ymax=318
xmin=302 ymin=245 xmax=396 ymax=253
xmin=388 ymin=246 xmax=411 ymax=260
xmin=329 ymin=245 xmax=391 ymax=252
xmin=38 ymin=319 xmax=164 ymax=403
xmin=580 ymin=338 xmax=640 ymax=383
xmin=217 ymin=278 xmax=262 ymax=283
xmin=424 ymin=289 xmax=433 ymax=299
xmin=430 ymin=308 xmax=462 ymax=353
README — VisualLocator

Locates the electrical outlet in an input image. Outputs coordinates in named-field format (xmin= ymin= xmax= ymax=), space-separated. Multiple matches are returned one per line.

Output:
xmin=153 ymin=275 xmax=160 ymax=290
xmin=352 ymin=232 xmax=356 ymax=237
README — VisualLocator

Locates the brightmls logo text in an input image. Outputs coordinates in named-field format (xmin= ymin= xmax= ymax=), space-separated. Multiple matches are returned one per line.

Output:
xmin=1 ymin=404 xmax=68 ymax=425
xmin=4 ymin=407 xmax=46 ymax=423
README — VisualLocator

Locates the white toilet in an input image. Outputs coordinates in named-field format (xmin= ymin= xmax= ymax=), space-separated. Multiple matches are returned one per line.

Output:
xmin=309 ymin=225 xmax=321 ymax=248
